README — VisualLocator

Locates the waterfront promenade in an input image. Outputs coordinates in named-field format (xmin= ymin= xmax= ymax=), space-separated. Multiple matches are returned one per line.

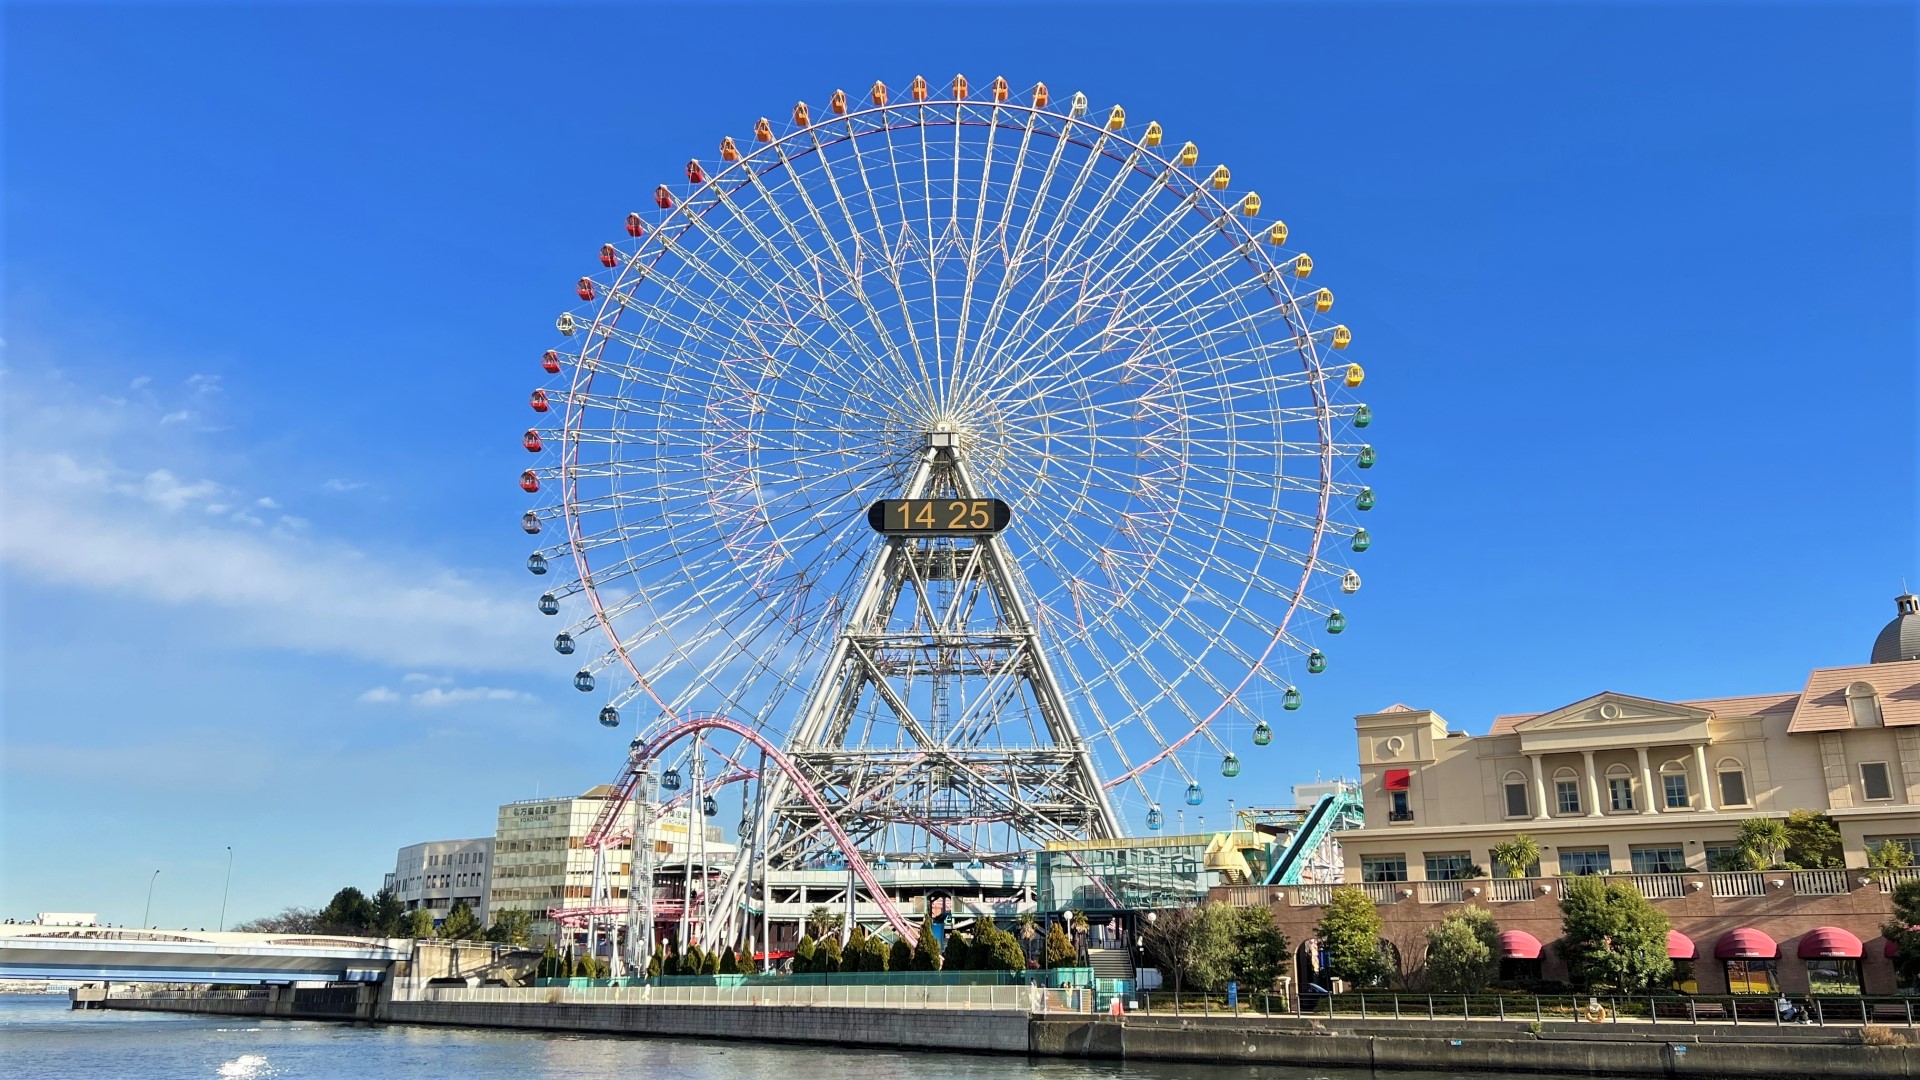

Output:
xmin=88 ymin=981 xmax=1920 ymax=1078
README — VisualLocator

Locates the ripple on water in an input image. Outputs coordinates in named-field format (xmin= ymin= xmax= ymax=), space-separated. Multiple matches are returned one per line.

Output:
xmin=216 ymin=1054 xmax=273 ymax=1079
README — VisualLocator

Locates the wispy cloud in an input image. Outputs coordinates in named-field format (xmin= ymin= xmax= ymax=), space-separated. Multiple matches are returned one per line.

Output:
xmin=358 ymin=686 xmax=402 ymax=704
xmin=159 ymin=409 xmax=194 ymax=425
xmin=402 ymin=673 xmax=454 ymax=685
xmin=321 ymin=478 xmax=366 ymax=493
xmin=359 ymin=681 xmax=534 ymax=707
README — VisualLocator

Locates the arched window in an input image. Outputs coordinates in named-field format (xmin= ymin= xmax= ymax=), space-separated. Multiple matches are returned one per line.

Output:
xmin=1848 ymin=682 xmax=1884 ymax=728
xmin=1605 ymin=763 xmax=1636 ymax=812
xmin=1502 ymin=770 xmax=1531 ymax=818
xmin=1716 ymin=757 xmax=1750 ymax=807
xmin=1660 ymin=760 xmax=1691 ymax=809
xmin=1553 ymin=767 xmax=1582 ymax=815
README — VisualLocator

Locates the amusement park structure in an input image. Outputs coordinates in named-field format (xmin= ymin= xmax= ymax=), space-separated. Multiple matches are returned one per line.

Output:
xmin=518 ymin=75 xmax=1376 ymax=970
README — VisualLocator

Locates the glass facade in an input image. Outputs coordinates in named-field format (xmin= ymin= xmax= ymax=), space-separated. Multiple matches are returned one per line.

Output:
xmin=1037 ymin=838 xmax=1211 ymax=913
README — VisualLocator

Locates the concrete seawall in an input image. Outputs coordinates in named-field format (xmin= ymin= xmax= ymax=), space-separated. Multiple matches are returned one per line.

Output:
xmin=97 ymin=993 xmax=1920 ymax=1077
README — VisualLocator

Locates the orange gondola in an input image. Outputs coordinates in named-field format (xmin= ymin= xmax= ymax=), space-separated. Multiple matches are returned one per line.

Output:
xmin=952 ymin=74 xmax=969 ymax=99
xmin=599 ymin=244 xmax=618 ymax=268
xmin=909 ymin=75 xmax=928 ymax=101
xmin=654 ymin=185 xmax=673 ymax=209
xmin=576 ymin=278 xmax=596 ymax=301
xmin=519 ymin=469 xmax=541 ymax=493
xmin=871 ymin=81 xmax=888 ymax=106
xmin=1033 ymin=83 xmax=1049 ymax=108
xmin=625 ymin=212 xmax=644 ymax=238
xmin=523 ymin=429 xmax=543 ymax=453
xmin=530 ymin=389 xmax=550 ymax=413
xmin=719 ymin=136 xmax=739 ymax=162
xmin=990 ymin=76 xmax=1009 ymax=102
xmin=793 ymin=101 xmax=810 ymax=126
xmin=541 ymin=350 xmax=561 ymax=374
xmin=830 ymin=88 xmax=848 ymax=115
xmin=754 ymin=117 xmax=773 ymax=143
xmin=686 ymin=159 xmax=705 ymax=184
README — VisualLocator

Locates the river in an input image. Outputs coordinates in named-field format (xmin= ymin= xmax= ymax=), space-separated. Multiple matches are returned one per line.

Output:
xmin=0 ymin=992 xmax=1608 ymax=1079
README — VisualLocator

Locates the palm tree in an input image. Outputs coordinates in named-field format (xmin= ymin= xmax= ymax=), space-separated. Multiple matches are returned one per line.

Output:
xmin=1490 ymin=835 xmax=1542 ymax=879
xmin=1737 ymin=817 xmax=1790 ymax=870
xmin=806 ymin=905 xmax=844 ymax=941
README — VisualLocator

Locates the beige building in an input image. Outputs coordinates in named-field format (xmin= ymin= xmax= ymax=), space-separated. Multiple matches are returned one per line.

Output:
xmin=388 ymin=837 xmax=493 ymax=925
xmin=1347 ymin=594 xmax=1920 ymax=884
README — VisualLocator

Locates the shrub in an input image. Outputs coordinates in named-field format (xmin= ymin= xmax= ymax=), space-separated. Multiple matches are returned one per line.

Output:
xmin=794 ymin=935 xmax=817 ymax=974
xmin=1316 ymin=887 xmax=1389 ymax=988
xmin=943 ymin=930 xmax=973 ymax=971
xmin=913 ymin=910 xmax=942 ymax=971
xmin=1044 ymin=923 xmax=1077 ymax=968
xmin=889 ymin=936 xmax=912 ymax=972
xmin=1424 ymin=907 xmax=1499 ymax=994
xmin=1558 ymin=875 xmax=1671 ymax=991
xmin=1862 ymin=1024 xmax=1910 ymax=1047
xmin=817 ymin=935 xmax=843 ymax=973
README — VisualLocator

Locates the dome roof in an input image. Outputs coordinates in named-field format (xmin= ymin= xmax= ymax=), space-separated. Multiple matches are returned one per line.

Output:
xmin=1872 ymin=593 xmax=1920 ymax=664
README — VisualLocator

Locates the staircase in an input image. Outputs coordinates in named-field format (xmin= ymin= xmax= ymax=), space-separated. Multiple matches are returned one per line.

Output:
xmin=1086 ymin=947 xmax=1134 ymax=982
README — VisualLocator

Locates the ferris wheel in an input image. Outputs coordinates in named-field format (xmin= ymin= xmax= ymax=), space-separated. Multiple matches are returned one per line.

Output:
xmin=520 ymin=75 xmax=1374 ymax=943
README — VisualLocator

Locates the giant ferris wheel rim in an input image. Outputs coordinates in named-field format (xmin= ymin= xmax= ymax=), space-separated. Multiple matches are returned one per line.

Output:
xmin=529 ymin=77 xmax=1370 ymax=808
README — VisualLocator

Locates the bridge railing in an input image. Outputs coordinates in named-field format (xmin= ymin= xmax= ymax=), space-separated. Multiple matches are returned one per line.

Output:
xmin=409 ymin=981 xmax=1031 ymax=1010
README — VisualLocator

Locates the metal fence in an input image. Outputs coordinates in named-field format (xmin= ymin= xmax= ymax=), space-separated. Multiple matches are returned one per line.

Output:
xmin=1134 ymin=990 xmax=1920 ymax=1027
xmin=411 ymin=982 xmax=1031 ymax=1010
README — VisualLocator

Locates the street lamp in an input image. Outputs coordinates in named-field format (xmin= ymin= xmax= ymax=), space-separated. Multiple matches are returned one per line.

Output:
xmin=143 ymin=870 xmax=161 ymax=929
xmin=219 ymin=847 xmax=234 ymax=932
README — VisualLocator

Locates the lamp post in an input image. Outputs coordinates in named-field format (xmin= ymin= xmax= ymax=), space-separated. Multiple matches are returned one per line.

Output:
xmin=143 ymin=870 xmax=161 ymax=929
xmin=219 ymin=847 xmax=234 ymax=932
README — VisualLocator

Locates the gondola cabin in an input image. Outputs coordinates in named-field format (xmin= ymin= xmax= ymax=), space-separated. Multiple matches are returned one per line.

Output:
xmin=654 ymin=185 xmax=674 ymax=209
xmin=599 ymin=244 xmax=618 ymax=268
xmin=719 ymin=136 xmax=739 ymax=161
xmin=685 ymin=160 xmax=705 ymax=184
xmin=541 ymin=350 xmax=561 ymax=374
xmin=625 ymin=212 xmax=644 ymax=237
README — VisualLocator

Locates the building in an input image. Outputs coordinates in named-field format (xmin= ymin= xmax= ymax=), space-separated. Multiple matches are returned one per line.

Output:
xmin=1222 ymin=593 xmax=1920 ymax=996
xmin=389 ymin=838 xmax=493 ymax=925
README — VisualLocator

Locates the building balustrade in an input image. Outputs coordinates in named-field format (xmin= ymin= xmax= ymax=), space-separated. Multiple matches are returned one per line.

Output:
xmin=1416 ymin=880 xmax=1467 ymax=904
xmin=1291 ymin=884 xmax=1335 ymax=907
xmin=1792 ymin=869 xmax=1850 ymax=896
xmin=1361 ymin=882 xmax=1403 ymax=905
xmin=1620 ymin=873 xmax=1687 ymax=900
xmin=1876 ymin=867 xmax=1920 ymax=891
xmin=1271 ymin=867 xmax=1873 ymax=908
xmin=1709 ymin=871 xmax=1767 ymax=898
xmin=1486 ymin=877 xmax=1537 ymax=902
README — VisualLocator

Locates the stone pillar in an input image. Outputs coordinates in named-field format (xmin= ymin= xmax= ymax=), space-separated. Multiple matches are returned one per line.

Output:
xmin=1582 ymin=750 xmax=1604 ymax=817
xmin=1694 ymin=744 xmax=1716 ymax=812
xmin=1529 ymin=754 xmax=1550 ymax=820
xmin=1636 ymin=747 xmax=1657 ymax=815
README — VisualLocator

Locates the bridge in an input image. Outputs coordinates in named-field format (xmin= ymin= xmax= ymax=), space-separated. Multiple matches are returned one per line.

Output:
xmin=0 ymin=924 xmax=409 ymax=984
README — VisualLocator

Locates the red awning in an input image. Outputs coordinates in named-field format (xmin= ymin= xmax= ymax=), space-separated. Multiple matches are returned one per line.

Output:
xmin=1384 ymin=769 xmax=1411 ymax=791
xmin=1496 ymin=930 xmax=1542 ymax=959
xmin=1714 ymin=928 xmax=1778 ymax=960
xmin=1797 ymin=927 xmax=1863 ymax=959
xmin=1667 ymin=930 xmax=1696 ymax=960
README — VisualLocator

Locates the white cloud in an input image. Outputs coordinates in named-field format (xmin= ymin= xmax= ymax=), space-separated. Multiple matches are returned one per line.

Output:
xmin=409 ymin=686 xmax=535 ymax=708
xmin=321 ymin=478 xmax=366 ymax=493
xmin=255 ymin=497 xmax=279 ymax=509
xmin=359 ymin=686 xmax=402 ymax=704
xmin=402 ymin=673 xmax=453 ymax=685
xmin=186 ymin=373 xmax=222 ymax=396
xmin=159 ymin=409 xmax=194 ymax=425
xmin=129 ymin=375 xmax=152 ymax=390
xmin=1 ymin=370 xmax=545 ymax=673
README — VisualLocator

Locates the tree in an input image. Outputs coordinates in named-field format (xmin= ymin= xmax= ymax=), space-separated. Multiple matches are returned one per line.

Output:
xmin=645 ymin=951 xmax=663 ymax=979
xmin=1736 ymin=817 xmax=1790 ymax=870
xmin=1044 ymin=923 xmax=1076 ymax=969
xmin=1226 ymin=905 xmax=1289 ymax=991
xmin=943 ymin=930 xmax=972 ymax=971
xmin=1423 ymin=907 xmax=1499 ymax=994
xmin=1871 ymin=840 xmax=1916 ymax=871
xmin=437 ymin=901 xmax=484 ymax=941
xmin=537 ymin=943 xmax=563 ymax=979
xmin=401 ymin=909 xmax=435 ymax=939
xmin=1016 ymin=913 xmax=1040 ymax=968
xmin=1558 ymin=875 xmax=1672 ymax=991
xmin=1139 ymin=904 xmax=1234 ymax=993
xmin=1882 ymin=879 xmax=1920 ymax=988
xmin=718 ymin=946 xmax=740 ymax=975
xmin=817 ymin=934 xmax=844 ymax=973
xmin=1490 ymin=835 xmax=1542 ymax=879
xmin=232 ymin=907 xmax=320 ymax=934
xmin=1784 ymin=810 xmax=1843 ymax=870
xmin=861 ymin=933 xmax=890 ymax=972
xmin=806 ymin=906 xmax=843 ymax=941
xmin=794 ymin=935 xmax=817 ymax=974
xmin=318 ymin=888 xmax=376 ymax=935
xmin=704 ymin=949 xmax=722 ymax=975
xmin=370 ymin=888 xmax=406 ymax=936
xmin=889 ymin=936 xmax=912 ymax=972
xmin=1316 ymin=887 xmax=1389 ymax=989
xmin=980 ymin=925 xmax=1026 ymax=972
xmin=486 ymin=908 xmax=533 ymax=946
xmin=913 ymin=909 xmax=943 ymax=971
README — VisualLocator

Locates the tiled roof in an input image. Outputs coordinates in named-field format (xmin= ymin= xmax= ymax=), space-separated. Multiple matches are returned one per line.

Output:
xmin=1787 ymin=659 xmax=1920 ymax=733
xmin=1487 ymin=713 xmax=1541 ymax=736
xmin=1377 ymin=703 xmax=1416 ymax=713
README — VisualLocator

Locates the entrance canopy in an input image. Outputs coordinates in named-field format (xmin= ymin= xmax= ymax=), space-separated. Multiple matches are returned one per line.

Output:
xmin=1496 ymin=930 xmax=1542 ymax=960
xmin=1797 ymin=927 xmax=1863 ymax=959
xmin=1666 ymin=930 xmax=1696 ymax=960
xmin=1714 ymin=928 xmax=1778 ymax=960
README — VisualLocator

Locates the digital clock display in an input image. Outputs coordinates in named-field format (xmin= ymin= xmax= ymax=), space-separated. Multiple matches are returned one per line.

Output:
xmin=867 ymin=498 xmax=1012 ymax=537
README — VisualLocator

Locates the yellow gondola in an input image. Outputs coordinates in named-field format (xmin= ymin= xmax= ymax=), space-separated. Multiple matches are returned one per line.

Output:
xmin=1241 ymin=193 xmax=1261 ymax=216
xmin=1143 ymin=121 xmax=1162 ymax=147
xmin=1344 ymin=364 xmax=1364 ymax=387
xmin=1210 ymin=164 xmax=1230 ymax=190
xmin=1314 ymin=288 xmax=1333 ymax=312
xmin=1293 ymin=254 xmax=1313 ymax=278
xmin=1107 ymin=104 xmax=1125 ymax=130
xmin=1268 ymin=221 xmax=1289 ymax=245
xmin=1178 ymin=142 xmax=1198 ymax=167
xmin=1332 ymin=325 xmax=1352 ymax=350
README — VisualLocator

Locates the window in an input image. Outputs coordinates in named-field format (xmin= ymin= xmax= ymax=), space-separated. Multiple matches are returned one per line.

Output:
xmin=1388 ymin=790 xmax=1413 ymax=822
xmin=1361 ymin=854 xmax=1408 ymax=883
xmin=1503 ymin=774 xmax=1530 ymax=818
xmin=1662 ymin=767 xmax=1690 ymax=809
xmin=1718 ymin=770 xmax=1748 ymax=807
xmin=1704 ymin=843 xmax=1744 ymax=871
xmin=1862 ymin=761 xmax=1895 ymax=802
xmin=1724 ymin=959 xmax=1778 ymax=996
xmin=1555 ymin=779 xmax=1581 ymax=816
xmin=1425 ymin=852 xmax=1475 ymax=881
xmin=1559 ymin=847 xmax=1611 ymax=876
xmin=1609 ymin=777 xmax=1635 ymax=812
xmin=1629 ymin=845 xmax=1687 ymax=874
xmin=1847 ymin=681 xmax=1884 ymax=727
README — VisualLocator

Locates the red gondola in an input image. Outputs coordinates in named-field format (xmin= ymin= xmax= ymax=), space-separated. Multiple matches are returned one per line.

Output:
xmin=541 ymin=350 xmax=561 ymax=374
xmin=530 ymin=389 xmax=550 ymax=413
xmin=624 ymin=212 xmax=644 ymax=237
xmin=519 ymin=469 xmax=541 ymax=493
xmin=599 ymin=244 xmax=618 ymax=268
xmin=576 ymin=278 xmax=596 ymax=301
xmin=654 ymin=185 xmax=673 ymax=209
xmin=686 ymin=159 xmax=705 ymax=184
xmin=523 ymin=429 xmax=543 ymax=453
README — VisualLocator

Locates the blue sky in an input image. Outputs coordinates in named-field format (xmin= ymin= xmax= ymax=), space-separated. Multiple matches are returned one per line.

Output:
xmin=2 ymin=2 xmax=1913 ymax=928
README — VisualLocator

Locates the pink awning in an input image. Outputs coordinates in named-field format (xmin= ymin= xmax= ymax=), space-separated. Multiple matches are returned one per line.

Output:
xmin=1797 ymin=926 xmax=1863 ymax=959
xmin=1496 ymin=930 xmax=1542 ymax=959
xmin=1714 ymin=928 xmax=1778 ymax=960
xmin=1667 ymin=930 xmax=1696 ymax=960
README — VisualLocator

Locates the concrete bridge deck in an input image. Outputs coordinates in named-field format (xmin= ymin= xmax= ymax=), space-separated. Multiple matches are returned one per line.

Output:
xmin=0 ymin=924 xmax=407 ymax=983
